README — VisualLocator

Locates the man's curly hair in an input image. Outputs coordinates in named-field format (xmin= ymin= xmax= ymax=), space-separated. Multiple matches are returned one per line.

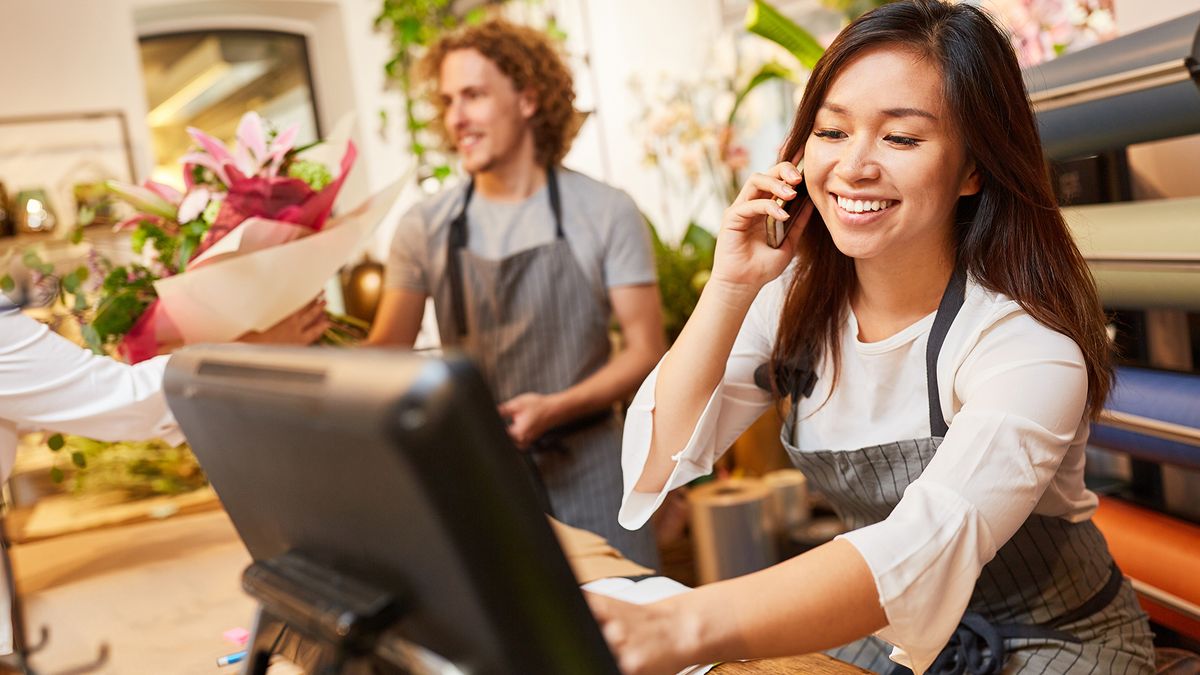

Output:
xmin=419 ymin=18 xmax=578 ymax=167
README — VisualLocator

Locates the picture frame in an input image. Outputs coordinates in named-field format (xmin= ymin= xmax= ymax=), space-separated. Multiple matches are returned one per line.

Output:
xmin=0 ymin=110 xmax=137 ymax=235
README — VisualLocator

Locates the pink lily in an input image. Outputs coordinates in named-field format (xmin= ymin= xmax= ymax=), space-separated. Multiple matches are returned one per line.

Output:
xmin=185 ymin=127 xmax=235 ymax=186
xmin=177 ymin=187 xmax=212 ymax=223
xmin=105 ymin=180 xmax=178 ymax=219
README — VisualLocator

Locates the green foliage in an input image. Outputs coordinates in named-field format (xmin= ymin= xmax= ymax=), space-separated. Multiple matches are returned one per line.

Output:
xmin=819 ymin=0 xmax=893 ymax=22
xmin=50 ymin=435 xmax=207 ymax=498
xmin=376 ymin=0 xmax=460 ymax=180
xmin=745 ymin=0 xmax=826 ymax=70
xmin=287 ymin=159 xmax=334 ymax=191
xmin=649 ymin=220 xmax=717 ymax=344
xmin=728 ymin=62 xmax=793 ymax=127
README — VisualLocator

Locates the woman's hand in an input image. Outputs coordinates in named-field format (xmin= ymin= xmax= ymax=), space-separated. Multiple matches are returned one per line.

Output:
xmin=710 ymin=161 xmax=812 ymax=292
xmin=587 ymin=593 xmax=698 ymax=675
xmin=237 ymin=296 xmax=329 ymax=345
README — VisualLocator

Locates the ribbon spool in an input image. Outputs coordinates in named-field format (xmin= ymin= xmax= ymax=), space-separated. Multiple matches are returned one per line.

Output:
xmin=763 ymin=468 xmax=811 ymax=560
xmin=688 ymin=478 xmax=774 ymax=584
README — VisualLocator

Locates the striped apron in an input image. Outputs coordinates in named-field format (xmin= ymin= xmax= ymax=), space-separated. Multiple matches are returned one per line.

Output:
xmin=433 ymin=167 xmax=659 ymax=568
xmin=779 ymin=269 xmax=1155 ymax=674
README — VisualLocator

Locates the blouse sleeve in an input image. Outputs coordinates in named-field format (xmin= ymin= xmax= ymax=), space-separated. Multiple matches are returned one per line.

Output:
xmin=0 ymin=309 xmax=181 ymax=478
xmin=837 ymin=310 xmax=1091 ymax=674
xmin=618 ymin=278 xmax=784 ymax=530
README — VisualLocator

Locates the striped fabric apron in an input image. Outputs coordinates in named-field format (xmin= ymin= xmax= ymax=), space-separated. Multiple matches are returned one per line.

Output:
xmin=433 ymin=167 xmax=659 ymax=568
xmin=779 ymin=269 xmax=1154 ymax=674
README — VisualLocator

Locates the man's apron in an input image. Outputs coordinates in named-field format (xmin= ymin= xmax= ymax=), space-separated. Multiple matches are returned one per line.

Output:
xmin=432 ymin=168 xmax=658 ymax=567
xmin=778 ymin=269 xmax=1154 ymax=674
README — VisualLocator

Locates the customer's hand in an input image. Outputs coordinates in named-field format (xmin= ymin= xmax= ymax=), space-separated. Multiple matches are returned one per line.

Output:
xmin=710 ymin=160 xmax=812 ymax=291
xmin=498 ymin=392 xmax=560 ymax=448
xmin=238 ymin=296 xmax=329 ymax=345
xmin=587 ymin=593 xmax=695 ymax=675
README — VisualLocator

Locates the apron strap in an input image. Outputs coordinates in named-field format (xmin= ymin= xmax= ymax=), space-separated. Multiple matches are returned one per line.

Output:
xmin=446 ymin=180 xmax=475 ymax=339
xmin=444 ymin=166 xmax=562 ymax=339
xmin=888 ymin=563 xmax=1123 ymax=675
xmin=546 ymin=165 xmax=564 ymax=238
xmin=925 ymin=266 xmax=968 ymax=438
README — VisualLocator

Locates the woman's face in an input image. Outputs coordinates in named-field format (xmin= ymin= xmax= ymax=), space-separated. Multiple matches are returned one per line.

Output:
xmin=802 ymin=46 xmax=981 ymax=267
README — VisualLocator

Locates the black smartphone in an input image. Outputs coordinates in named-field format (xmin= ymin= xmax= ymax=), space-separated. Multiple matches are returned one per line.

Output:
xmin=766 ymin=160 xmax=808 ymax=248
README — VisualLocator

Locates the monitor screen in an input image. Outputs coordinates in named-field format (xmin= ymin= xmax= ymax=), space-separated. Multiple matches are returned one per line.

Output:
xmin=164 ymin=345 xmax=620 ymax=675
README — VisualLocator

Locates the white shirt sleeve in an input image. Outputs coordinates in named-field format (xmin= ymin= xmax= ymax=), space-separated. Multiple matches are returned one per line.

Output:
xmin=618 ymin=279 xmax=783 ymax=530
xmin=837 ymin=311 xmax=1090 ymax=675
xmin=0 ymin=309 xmax=181 ymax=479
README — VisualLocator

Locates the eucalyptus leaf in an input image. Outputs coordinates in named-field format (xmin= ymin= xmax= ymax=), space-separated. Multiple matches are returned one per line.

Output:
xmin=81 ymin=324 xmax=103 ymax=353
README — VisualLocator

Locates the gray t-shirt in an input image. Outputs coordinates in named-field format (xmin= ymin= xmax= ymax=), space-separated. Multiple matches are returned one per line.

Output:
xmin=385 ymin=169 xmax=657 ymax=300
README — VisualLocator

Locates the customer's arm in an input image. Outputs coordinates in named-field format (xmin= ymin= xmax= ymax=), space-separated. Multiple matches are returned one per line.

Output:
xmin=0 ymin=310 xmax=181 ymax=478
xmin=500 ymin=283 xmax=666 ymax=447
xmin=365 ymin=288 xmax=427 ymax=347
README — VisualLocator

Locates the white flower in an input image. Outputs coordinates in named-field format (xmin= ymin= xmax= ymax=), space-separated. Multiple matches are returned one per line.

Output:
xmin=1066 ymin=2 xmax=1090 ymax=26
xmin=1087 ymin=8 xmax=1115 ymax=36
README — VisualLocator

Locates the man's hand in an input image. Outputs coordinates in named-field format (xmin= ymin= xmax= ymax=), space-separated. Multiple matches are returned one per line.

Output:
xmin=497 ymin=392 xmax=562 ymax=448
xmin=238 ymin=297 xmax=329 ymax=345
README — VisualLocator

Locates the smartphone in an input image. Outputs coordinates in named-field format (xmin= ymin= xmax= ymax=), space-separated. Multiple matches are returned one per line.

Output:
xmin=765 ymin=160 xmax=808 ymax=248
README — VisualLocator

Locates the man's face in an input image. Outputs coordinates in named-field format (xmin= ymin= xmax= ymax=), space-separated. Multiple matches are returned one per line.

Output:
xmin=438 ymin=48 xmax=536 ymax=174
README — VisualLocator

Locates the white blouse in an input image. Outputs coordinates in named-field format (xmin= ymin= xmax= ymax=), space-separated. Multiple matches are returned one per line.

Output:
xmin=618 ymin=273 xmax=1098 ymax=675
xmin=0 ymin=308 xmax=181 ymax=482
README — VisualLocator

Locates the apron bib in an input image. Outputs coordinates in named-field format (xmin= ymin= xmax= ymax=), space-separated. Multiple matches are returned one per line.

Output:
xmin=779 ymin=269 xmax=1153 ymax=674
xmin=432 ymin=168 xmax=658 ymax=567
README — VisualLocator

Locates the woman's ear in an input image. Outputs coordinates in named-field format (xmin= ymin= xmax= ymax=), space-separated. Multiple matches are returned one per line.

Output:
xmin=959 ymin=160 xmax=983 ymax=197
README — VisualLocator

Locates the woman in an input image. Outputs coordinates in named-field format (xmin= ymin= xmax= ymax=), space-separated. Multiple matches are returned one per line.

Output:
xmin=590 ymin=2 xmax=1155 ymax=674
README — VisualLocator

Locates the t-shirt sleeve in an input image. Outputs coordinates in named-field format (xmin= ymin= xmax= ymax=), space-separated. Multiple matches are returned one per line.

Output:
xmin=601 ymin=190 xmax=657 ymax=288
xmin=384 ymin=203 xmax=431 ymax=292
xmin=837 ymin=311 xmax=1090 ymax=674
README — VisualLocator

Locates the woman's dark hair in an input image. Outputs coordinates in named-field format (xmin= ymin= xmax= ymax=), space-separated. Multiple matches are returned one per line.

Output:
xmin=770 ymin=0 xmax=1112 ymax=418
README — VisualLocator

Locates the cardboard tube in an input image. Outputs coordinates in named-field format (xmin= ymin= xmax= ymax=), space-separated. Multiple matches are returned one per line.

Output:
xmin=688 ymin=478 xmax=774 ymax=584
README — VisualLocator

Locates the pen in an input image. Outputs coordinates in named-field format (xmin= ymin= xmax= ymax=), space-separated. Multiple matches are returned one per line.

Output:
xmin=216 ymin=650 xmax=248 ymax=667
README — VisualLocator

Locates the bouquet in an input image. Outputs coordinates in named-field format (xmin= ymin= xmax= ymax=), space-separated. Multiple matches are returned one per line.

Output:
xmin=63 ymin=111 xmax=366 ymax=362
xmin=15 ymin=113 xmax=404 ymax=497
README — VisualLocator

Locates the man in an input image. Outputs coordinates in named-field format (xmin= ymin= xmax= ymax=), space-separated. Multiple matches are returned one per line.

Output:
xmin=368 ymin=19 xmax=665 ymax=567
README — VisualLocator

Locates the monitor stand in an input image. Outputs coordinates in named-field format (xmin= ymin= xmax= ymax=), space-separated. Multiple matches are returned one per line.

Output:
xmin=241 ymin=551 xmax=404 ymax=675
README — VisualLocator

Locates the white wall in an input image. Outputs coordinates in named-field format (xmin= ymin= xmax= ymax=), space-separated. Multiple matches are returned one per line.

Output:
xmin=558 ymin=0 xmax=727 ymax=241
xmin=1 ymin=0 xmax=153 ymax=182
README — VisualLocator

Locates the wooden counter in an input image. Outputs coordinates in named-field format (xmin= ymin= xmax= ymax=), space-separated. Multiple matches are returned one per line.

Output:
xmin=9 ymin=510 xmax=865 ymax=674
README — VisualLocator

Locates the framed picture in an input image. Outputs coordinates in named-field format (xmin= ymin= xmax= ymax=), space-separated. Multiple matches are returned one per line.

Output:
xmin=0 ymin=110 xmax=136 ymax=235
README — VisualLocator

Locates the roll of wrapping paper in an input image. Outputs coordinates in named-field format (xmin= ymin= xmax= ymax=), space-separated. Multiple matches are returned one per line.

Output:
xmin=688 ymin=478 xmax=774 ymax=584
xmin=1063 ymin=196 xmax=1200 ymax=310
xmin=763 ymin=469 xmax=811 ymax=559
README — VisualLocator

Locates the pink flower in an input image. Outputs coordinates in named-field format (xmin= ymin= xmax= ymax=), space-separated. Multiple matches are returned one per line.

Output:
xmin=183 ymin=111 xmax=301 ymax=189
